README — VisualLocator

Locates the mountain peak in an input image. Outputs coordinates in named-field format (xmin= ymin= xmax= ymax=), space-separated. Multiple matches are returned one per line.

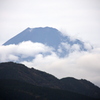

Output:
xmin=3 ymin=27 xmax=88 ymax=59
xmin=3 ymin=27 xmax=62 ymax=45
xmin=25 ymin=26 xmax=60 ymax=32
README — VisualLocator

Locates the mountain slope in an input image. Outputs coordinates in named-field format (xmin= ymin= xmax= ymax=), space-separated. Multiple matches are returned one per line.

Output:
xmin=0 ymin=62 xmax=60 ymax=88
xmin=0 ymin=62 xmax=100 ymax=99
xmin=60 ymin=77 xmax=100 ymax=98
xmin=0 ymin=79 xmax=97 ymax=100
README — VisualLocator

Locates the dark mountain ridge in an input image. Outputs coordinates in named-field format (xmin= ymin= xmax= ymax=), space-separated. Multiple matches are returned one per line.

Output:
xmin=0 ymin=62 xmax=100 ymax=99
xmin=0 ymin=62 xmax=60 ymax=89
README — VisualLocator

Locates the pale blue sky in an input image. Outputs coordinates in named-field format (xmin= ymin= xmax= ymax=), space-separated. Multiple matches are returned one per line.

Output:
xmin=0 ymin=0 xmax=100 ymax=45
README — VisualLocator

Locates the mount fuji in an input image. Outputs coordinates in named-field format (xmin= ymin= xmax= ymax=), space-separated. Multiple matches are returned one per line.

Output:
xmin=3 ymin=27 xmax=90 ymax=62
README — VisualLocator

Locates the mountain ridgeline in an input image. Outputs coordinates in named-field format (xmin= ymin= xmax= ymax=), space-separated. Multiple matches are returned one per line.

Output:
xmin=0 ymin=62 xmax=100 ymax=100
xmin=3 ymin=27 xmax=87 ymax=57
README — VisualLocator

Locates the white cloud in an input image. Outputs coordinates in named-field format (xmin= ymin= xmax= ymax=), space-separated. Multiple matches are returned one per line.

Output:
xmin=16 ymin=41 xmax=53 ymax=58
xmin=59 ymin=42 xmax=81 ymax=53
xmin=8 ymin=54 xmax=19 ymax=61
xmin=71 ymin=44 xmax=81 ymax=51
xmin=0 ymin=41 xmax=53 ymax=62
xmin=0 ymin=44 xmax=17 ymax=62
xmin=61 ymin=42 xmax=71 ymax=50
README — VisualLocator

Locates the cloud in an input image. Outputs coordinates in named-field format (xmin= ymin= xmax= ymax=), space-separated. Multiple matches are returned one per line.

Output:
xmin=0 ymin=40 xmax=100 ymax=87
xmin=21 ymin=49 xmax=100 ymax=87
xmin=58 ymin=42 xmax=82 ymax=54
xmin=84 ymin=42 xmax=93 ymax=50
xmin=0 ymin=41 xmax=53 ymax=62
xmin=16 ymin=41 xmax=53 ymax=58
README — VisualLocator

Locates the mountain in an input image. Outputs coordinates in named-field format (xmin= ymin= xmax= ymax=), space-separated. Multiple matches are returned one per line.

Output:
xmin=0 ymin=62 xmax=100 ymax=99
xmin=3 ymin=27 xmax=87 ymax=57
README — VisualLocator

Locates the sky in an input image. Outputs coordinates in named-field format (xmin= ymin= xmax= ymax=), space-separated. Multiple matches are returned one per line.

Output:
xmin=0 ymin=0 xmax=100 ymax=87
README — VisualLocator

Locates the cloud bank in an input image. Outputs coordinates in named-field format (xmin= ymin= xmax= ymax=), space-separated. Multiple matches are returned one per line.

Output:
xmin=0 ymin=41 xmax=53 ymax=62
xmin=0 ymin=41 xmax=100 ymax=87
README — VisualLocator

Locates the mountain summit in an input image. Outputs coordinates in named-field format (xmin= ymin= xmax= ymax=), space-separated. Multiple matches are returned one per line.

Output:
xmin=4 ymin=27 xmax=63 ymax=48
xmin=3 ymin=27 xmax=87 ymax=57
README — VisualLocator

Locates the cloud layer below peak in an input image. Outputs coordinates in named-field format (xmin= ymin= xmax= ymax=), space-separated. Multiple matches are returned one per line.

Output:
xmin=0 ymin=41 xmax=100 ymax=87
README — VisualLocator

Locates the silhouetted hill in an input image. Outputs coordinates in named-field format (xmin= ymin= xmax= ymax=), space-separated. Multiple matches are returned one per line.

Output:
xmin=0 ymin=62 xmax=100 ymax=99
xmin=0 ymin=62 xmax=60 ymax=88
xmin=0 ymin=79 xmax=98 ymax=100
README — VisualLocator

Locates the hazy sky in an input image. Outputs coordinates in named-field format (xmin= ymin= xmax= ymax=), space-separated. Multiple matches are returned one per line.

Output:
xmin=0 ymin=0 xmax=100 ymax=45
xmin=0 ymin=0 xmax=100 ymax=87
